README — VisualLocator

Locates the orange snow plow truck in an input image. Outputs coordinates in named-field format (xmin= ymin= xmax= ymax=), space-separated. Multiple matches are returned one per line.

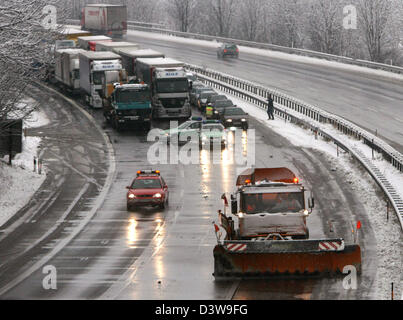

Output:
xmin=213 ymin=167 xmax=361 ymax=278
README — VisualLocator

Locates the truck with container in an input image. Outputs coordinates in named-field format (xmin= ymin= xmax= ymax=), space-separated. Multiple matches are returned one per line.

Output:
xmin=54 ymin=48 xmax=86 ymax=94
xmin=95 ymin=41 xmax=140 ymax=53
xmin=81 ymin=4 xmax=127 ymax=38
xmin=79 ymin=51 xmax=127 ymax=108
xmin=104 ymin=83 xmax=152 ymax=131
xmin=135 ymin=58 xmax=191 ymax=119
xmin=117 ymin=49 xmax=165 ymax=81
xmin=213 ymin=167 xmax=362 ymax=278
xmin=77 ymin=35 xmax=112 ymax=51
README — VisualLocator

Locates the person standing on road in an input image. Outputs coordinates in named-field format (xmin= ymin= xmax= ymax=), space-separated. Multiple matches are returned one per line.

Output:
xmin=267 ymin=94 xmax=274 ymax=120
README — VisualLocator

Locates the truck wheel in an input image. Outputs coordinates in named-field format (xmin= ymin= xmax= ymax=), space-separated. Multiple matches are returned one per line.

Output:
xmin=242 ymin=124 xmax=249 ymax=131
xmin=127 ymin=204 xmax=133 ymax=211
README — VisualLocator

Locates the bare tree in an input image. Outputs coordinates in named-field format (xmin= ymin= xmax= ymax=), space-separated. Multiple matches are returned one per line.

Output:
xmin=305 ymin=0 xmax=345 ymax=54
xmin=238 ymin=0 xmax=263 ymax=41
xmin=0 ymin=0 xmax=66 ymax=126
xmin=209 ymin=0 xmax=237 ymax=37
xmin=357 ymin=0 xmax=393 ymax=62
xmin=166 ymin=0 xmax=195 ymax=32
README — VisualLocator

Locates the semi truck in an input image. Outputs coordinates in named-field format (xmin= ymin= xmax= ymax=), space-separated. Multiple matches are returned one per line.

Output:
xmin=117 ymin=48 xmax=165 ymax=80
xmin=79 ymin=51 xmax=127 ymax=108
xmin=104 ymin=84 xmax=152 ymax=131
xmin=77 ymin=35 xmax=112 ymax=50
xmin=95 ymin=41 xmax=140 ymax=53
xmin=54 ymin=48 xmax=86 ymax=94
xmin=213 ymin=167 xmax=362 ymax=278
xmin=135 ymin=58 xmax=191 ymax=119
xmin=81 ymin=4 xmax=127 ymax=38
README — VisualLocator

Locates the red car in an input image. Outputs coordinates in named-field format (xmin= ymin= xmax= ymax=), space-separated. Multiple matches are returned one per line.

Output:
xmin=126 ymin=170 xmax=169 ymax=211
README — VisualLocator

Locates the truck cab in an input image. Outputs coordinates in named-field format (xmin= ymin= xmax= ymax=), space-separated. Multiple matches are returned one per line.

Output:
xmin=105 ymin=84 xmax=152 ymax=131
xmin=230 ymin=168 xmax=314 ymax=239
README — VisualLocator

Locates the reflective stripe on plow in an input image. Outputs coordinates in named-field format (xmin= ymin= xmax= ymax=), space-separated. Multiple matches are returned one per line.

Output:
xmin=319 ymin=241 xmax=341 ymax=251
xmin=225 ymin=243 xmax=247 ymax=252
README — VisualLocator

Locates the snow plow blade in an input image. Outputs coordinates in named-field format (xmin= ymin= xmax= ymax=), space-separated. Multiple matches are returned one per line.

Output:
xmin=213 ymin=239 xmax=361 ymax=278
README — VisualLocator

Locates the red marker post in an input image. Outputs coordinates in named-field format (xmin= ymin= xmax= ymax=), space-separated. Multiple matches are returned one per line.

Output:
xmin=355 ymin=221 xmax=361 ymax=243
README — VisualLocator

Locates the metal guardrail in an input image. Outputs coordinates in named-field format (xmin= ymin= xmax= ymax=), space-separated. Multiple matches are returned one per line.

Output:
xmin=186 ymin=64 xmax=403 ymax=230
xmin=66 ymin=19 xmax=403 ymax=74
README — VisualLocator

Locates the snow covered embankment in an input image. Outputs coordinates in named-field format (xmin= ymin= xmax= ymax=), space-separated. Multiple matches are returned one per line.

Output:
xmin=0 ymin=100 xmax=49 ymax=227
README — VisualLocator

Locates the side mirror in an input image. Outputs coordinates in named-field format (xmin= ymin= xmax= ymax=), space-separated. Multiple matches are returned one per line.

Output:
xmin=309 ymin=197 xmax=315 ymax=209
xmin=230 ymin=194 xmax=237 ymax=214
xmin=231 ymin=200 xmax=238 ymax=215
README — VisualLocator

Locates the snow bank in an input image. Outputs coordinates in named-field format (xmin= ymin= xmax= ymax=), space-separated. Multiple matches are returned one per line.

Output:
xmin=0 ymin=105 xmax=49 ymax=227
xmin=219 ymin=90 xmax=402 ymax=299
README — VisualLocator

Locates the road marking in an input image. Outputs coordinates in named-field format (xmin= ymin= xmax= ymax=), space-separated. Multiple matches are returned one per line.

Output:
xmin=47 ymin=149 xmax=103 ymax=190
xmin=0 ymin=83 xmax=117 ymax=297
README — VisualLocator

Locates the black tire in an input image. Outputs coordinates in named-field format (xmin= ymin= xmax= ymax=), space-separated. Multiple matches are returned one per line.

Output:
xmin=159 ymin=202 xmax=165 ymax=209
xmin=127 ymin=204 xmax=133 ymax=211
xmin=242 ymin=123 xmax=249 ymax=131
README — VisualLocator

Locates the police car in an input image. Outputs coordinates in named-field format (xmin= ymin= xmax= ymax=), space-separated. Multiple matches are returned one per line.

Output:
xmin=199 ymin=121 xmax=228 ymax=149
xmin=163 ymin=117 xmax=203 ymax=144
xmin=126 ymin=170 xmax=169 ymax=210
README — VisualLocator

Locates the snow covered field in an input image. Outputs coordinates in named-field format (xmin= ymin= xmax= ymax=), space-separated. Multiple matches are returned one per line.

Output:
xmin=219 ymin=89 xmax=402 ymax=299
xmin=0 ymin=99 xmax=49 ymax=227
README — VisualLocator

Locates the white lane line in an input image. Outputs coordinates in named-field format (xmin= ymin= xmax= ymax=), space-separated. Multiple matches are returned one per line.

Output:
xmin=0 ymin=83 xmax=117 ymax=297
xmin=47 ymin=149 xmax=103 ymax=190
xmin=14 ymin=183 xmax=90 ymax=258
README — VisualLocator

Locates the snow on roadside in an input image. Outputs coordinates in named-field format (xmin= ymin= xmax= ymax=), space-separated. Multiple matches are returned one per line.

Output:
xmin=219 ymin=89 xmax=403 ymax=299
xmin=0 ymin=103 xmax=50 ymax=228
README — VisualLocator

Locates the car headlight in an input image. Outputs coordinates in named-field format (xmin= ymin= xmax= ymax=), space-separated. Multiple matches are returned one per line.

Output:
xmin=202 ymin=136 xmax=207 ymax=141
xmin=128 ymin=194 xmax=135 ymax=199
xmin=214 ymin=111 xmax=218 ymax=114
xmin=153 ymin=193 xmax=162 ymax=198
xmin=241 ymin=119 xmax=246 ymax=122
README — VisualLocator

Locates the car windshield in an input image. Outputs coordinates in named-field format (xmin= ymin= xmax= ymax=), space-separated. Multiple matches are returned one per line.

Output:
xmin=225 ymin=44 xmax=237 ymax=50
xmin=225 ymin=108 xmax=246 ymax=115
xmin=242 ymin=192 xmax=304 ymax=214
xmin=186 ymin=74 xmax=197 ymax=81
xmin=215 ymin=100 xmax=233 ymax=108
xmin=200 ymin=92 xmax=216 ymax=99
xmin=156 ymin=79 xmax=188 ymax=93
xmin=202 ymin=124 xmax=224 ymax=132
xmin=177 ymin=122 xmax=192 ymax=130
xmin=131 ymin=179 xmax=162 ymax=189
xmin=116 ymin=89 xmax=150 ymax=103
xmin=211 ymin=95 xmax=227 ymax=102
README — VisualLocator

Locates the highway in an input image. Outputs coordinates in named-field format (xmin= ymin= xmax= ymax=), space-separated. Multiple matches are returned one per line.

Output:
xmin=126 ymin=31 xmax=403 ymax=153
xmin=0 ymin=32 xmax=401 ymax=300
xmin=0 ymin=83 xmax=380 ymax=300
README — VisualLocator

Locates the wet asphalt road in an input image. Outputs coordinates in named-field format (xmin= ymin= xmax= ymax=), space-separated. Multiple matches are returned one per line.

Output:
xmin=0 ymin=82 xmax=379 ymax=299
xmin=125 ymin=32 xmax=403 ymax=154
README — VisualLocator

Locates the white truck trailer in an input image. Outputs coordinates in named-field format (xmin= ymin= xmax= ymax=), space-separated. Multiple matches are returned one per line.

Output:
xmin=135 ymin=58 xmax=191 ymax=119
xmin=77 ymin=35 xmax=112 ymax=51
xmin=95 ymin=41 xmax=140 ymax=53
xmin=54 ymin=49 xmax=86 ymax=94
xmin=81 ymin=4 xmax=127 ymax=38
xmin=117 ymin=49 xmax=165 ymax=79
xmin=79 ymin=51 xmax=126 ymax=108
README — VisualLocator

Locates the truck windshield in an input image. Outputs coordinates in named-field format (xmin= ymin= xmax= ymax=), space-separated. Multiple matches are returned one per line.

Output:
xmin=242 ymin=192 xmax=304 ymax=214
xmin=93 ymin=71 xmax=103 ymax=85
xmin=116 ymin=90 xmax=150 ymax=103
xmin=156 ymin=79 xmax=189 ymax=93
